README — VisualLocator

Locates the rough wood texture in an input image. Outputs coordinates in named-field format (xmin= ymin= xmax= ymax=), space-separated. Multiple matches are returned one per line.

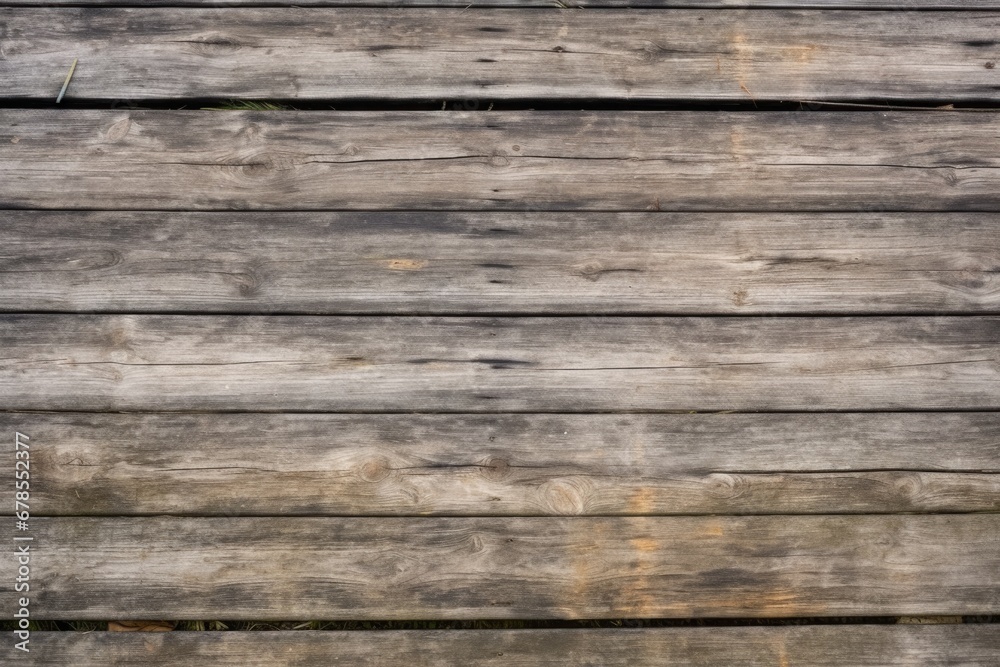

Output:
xmin=2 ymin=315 xmax=999 ymax=412
xmin=3 ymin=9 xmax=999 ymax=102
xmin=2 ymin=412 xmax=997 ymax=516
xmin=3 ymin=211 xmax=999 ymax=314
xmin=21 ymin=626 xmax=1000 ymax=667
xmin=4 ymin=110 xmax=1000 ymax=211
xmin=4 ymin=1 xmax=998 ymax=7
xmin=5 ymin=515 xmax=998 ymax=618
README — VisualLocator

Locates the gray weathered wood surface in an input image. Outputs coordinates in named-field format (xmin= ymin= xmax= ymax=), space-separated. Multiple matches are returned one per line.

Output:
xmin=4 ymin=0 xmax=998 ymax=8
xmin=2 ymin=315 xmax=998 ymax=411
xmin=21 ymin=626 xmax=1000 ymax=667
xmin=4 ymin=110 xmax=1000 ymax=211
xmin=3 ymin=211 xmax=999 ymax=314
xmin=3 ymin=9 xmax=999 ymax=102
xmin=5 ymin=515 xmax=997 ymax=618
xmin=2 ymin=412 xmax=997 ymax=516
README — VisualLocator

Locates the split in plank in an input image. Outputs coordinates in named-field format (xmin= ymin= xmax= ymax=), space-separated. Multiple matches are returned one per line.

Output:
xmin=22 ymin=626 xmax=1000 ymax=667
xmin=6 ymin=515 xmax=999 ymax=619
xmin=2 ymin=211 xmax=999 ymax=314
xmin=2 ymin=412 xmax=997 ymax=516
xmin=4 ymin=110 xmax=1000 ymax=211
xmin=3 ymin=9 xmax=999 ymax=102
xmin=2 ymin=315 xmax=998 ymax=412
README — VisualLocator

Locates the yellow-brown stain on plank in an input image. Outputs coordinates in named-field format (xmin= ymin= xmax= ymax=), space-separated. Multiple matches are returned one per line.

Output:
xmin=626 ymin=534 xmax=658 ymax=616
xmin=628 ymin=487 xmax=655 ymax=514
xmin=702 ymin=519 xmax=725 ymax=537
xmin=783 ymin=44 xmax=819 ymax=64
xmin=379 ymin=259 xmax=429 ymax=271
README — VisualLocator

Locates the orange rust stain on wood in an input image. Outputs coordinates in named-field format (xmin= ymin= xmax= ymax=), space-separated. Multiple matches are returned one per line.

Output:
xmin=380 ymin=259 xmax=428 ymax=271
xmin=628 ymin=487 xmax=655 ymax=514
xmin=783 ymin=44 xmax=818 ymax=64
xmin=702 ymin=519 xmax=725 ymax=537
xmin=630 ymin=537 xmax=659 ymax=553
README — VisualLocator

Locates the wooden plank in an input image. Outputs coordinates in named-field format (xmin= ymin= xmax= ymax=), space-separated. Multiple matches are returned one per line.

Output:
xmin=3 ymin=9 xmax=999 ymax=102
xmin=4 ymin=1 xmax=999 ymax=8
xmin=3 ymin=211 xmax=1000 ymax=315
xmin=3 ymin=412 xmax=997 ymax=516
xmin=21 ymin=626 xmax=1000 ymax=667
xmin=7 ymin=515 xmax=999 ymax=618
xmin=3 ymin=110 xmax=999 ymax=212
xmin=1 ymin=315 xmax=998 ymax=412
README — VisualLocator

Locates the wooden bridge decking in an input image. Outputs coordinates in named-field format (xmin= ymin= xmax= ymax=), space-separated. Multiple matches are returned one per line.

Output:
xmin=1 ymin=0 xmax=999 ymax=664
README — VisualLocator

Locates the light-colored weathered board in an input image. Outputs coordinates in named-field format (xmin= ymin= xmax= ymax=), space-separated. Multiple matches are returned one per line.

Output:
xmin=3 ymin=110 xmax=1000 ymax=211
xmin=3 ymin=412 xmax=997 ymax=516
xmin=4 ymin=1 xmax=998 ymax=8
xmin=3 ymin=9 xmax=999 ymax=102
xmin=21 ymin=626 xmax=1000 ymax=667
xmin=3 ymin=211 xmax=999 ymax=314
xmin=5 ymin=515 xmax=998 ymax=618
xmin=1 ymin=315 xmax=999 ymax=412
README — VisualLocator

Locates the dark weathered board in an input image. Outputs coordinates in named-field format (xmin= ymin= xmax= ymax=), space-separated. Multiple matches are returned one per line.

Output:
xmin=21 ymin=626 xmax=1000 ymax=667
xmin=6 ymin=515 xmax=998 ymax=618
xmin=3 ymin=9 xmax=999 ymax=102
xmin=2 ymin=412 xmax=997 ymax=516
xmin=1 ymin=315 xmax=999 ymax=411
xmin=3 ymin=211 xmax=999 ymax=314
xmin=3 ymin=110 xmax=1000 ymax=211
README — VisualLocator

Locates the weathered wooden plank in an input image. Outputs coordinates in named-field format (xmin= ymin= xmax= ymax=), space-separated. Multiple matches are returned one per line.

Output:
xmin=3 ymin=412 xmax=998 ymax=516
xmin=3 ymin=9 xmax=998 ymax=102
xmin=21 ymin=626 xmax=1000 ymax=667
xmin=4 ymin=1 xmax=999 ymax=8
xmin=6 ymin=515 xmax=998 ymax=618
xmin=2 ymin=315 xmax=998 ymax=412
xmin=3 ymin=211 xmax=999 ymax=314
xmin=3 ymin=110 xmax=999 ymax=211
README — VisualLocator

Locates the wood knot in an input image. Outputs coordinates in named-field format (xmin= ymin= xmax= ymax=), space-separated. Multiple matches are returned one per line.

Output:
xmin=575 ymin=260 xmax=607 ymax=281
xmin=481 ymin=457 xmax=511 ymax=481
xmin=466 ymin=534 xmax=486 ymax=554
xmin=358 ymin=457 xmax=392 ymax=483
xmin=224 ymin=264 xmax=266 ymax=298
xmin=488 ymin=151 xmax=510 ymax=168
xmin=103 ymin=117 xmax=133 ymax=143
xmin=539 ymin=479 xmax=587 ymax=515
xmin=179 ymin=32 xmax=242 ymax=54
xmin=705 ymin=473 xmax=749 ymax=500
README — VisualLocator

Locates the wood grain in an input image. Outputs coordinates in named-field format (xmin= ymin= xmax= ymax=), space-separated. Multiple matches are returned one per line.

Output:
xmin=4 ymin=1 xmax=998 ymax=8
xmin=2 ymin=315 xmax=998 ymax=412
xmin=3 ymin=211 xmax=999 ymax=314
xmin=4 ymin=110 xmax=1000 ymax=211
xmin=21 ymin=626 xmax=1000 ymax=667
xmin=3 ymin=9 xmax=999 ymax=102
xmin=2 ymin=412 xmax=997 ymax=516
xmin=6 ymin=515 xmax=998 ymax=618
